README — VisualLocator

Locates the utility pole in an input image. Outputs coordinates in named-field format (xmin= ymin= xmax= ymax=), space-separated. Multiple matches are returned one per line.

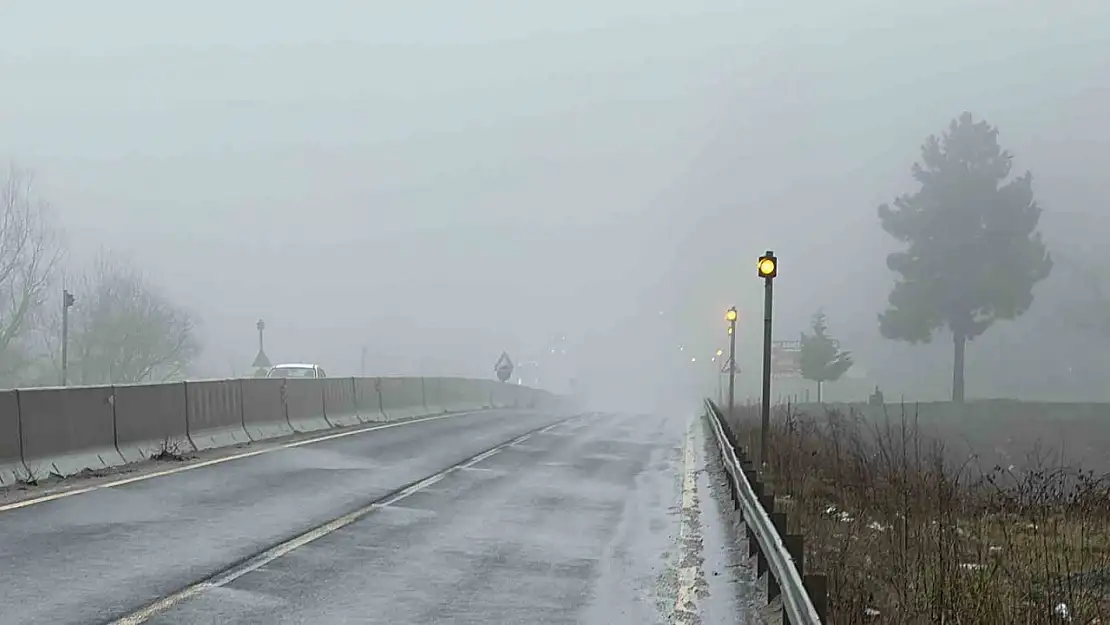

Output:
xmin=757 ymin=251 xmax=778 ymax=467
xmin=60 ymin=289 xmax=75 ymax=386
xmin=360 ymin=345 xmax=368 ymax=377
xmin=725 ymin=307 xmax=738 ymax=423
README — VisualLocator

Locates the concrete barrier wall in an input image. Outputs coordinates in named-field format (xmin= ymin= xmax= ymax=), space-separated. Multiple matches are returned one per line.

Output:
xmin=492 ymin=382 xmax=515 ymax=408
xmin=185 ymin=380 xmax=250 ymax=450
xmin=421 ymin=377 xmax=445 ymax=414
xmin=19 ymin=385 xmax=122 ymax=479
xmin=509 ymin=383 xmax=530 ymax=408
xmin=438 ymin=377 xmax=488 ymax=412
xmin=379 ymin=377 xmax=428 ymax=419
xmin=469 ymin=379 xmax=495 ymax=410
xmin=323 ymin=378 xmax=360 ymax=427
xmin=354 ymin=378 xmax=385 ymax=422
xmin=284 ymin=378 xmax=329 ymax=433
xmin=241 ymin=378 xmax=292 ymax=440
xmin=0 ymin=390 xmax=25 ymax=485
xmin=0 ymin=376 xmax=555 ymax=484
xmin=114 ymin=382 xmax=191 ymax=463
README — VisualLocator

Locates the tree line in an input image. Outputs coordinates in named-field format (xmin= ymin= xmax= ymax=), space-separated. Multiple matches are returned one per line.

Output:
xmin=0 ymin=164 xmax=200 ymax=388
xmin=797 ymin=112 xmax=1054 ymax=403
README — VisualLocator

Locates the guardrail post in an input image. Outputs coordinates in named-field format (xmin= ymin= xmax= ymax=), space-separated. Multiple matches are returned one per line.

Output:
xmin=706 ymin=399 xmax=823 ymax=625
xmin=756 ymin=541 xmax=768 ymax=579
xmin=781 ymin=533 xmax=805 ymax=623
xmin=755 ymin=494 xmax=774 ymax=579
xmin=783 ymin=533 xmax=804 ymax=574
xmin=767 ymin=512 xmax=787 ymax=603
xmin=804 ymin=574 xmax=829 ymax=623
xmin=740 ymin=466 xmax=757 ymax=522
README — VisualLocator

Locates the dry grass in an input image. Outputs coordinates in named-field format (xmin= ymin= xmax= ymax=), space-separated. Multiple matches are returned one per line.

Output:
xmin=722 ymin=403 xmax=1110 ymax=625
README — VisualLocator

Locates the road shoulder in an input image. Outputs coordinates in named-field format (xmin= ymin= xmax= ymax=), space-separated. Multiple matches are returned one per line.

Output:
xmin=697 ymin=413 xmax=772 ymax=624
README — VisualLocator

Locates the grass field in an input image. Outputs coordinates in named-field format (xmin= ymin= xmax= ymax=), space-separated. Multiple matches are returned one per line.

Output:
xmin=722 ymin=402 xmax=1110 ymax=624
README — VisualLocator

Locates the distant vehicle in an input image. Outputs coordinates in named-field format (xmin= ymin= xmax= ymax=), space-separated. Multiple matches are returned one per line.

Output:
xmin=266 ymin=363 xmax=327 ymax=379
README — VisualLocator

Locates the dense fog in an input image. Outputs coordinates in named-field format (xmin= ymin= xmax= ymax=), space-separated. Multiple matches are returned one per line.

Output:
xmin=2 ymin=1 xmax=1108 ymax=409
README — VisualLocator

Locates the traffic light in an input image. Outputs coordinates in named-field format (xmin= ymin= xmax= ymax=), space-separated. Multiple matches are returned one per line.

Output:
xmin=725 ymin=307 xmax=737 ymax=323
xmin=758 ymin=251 xmax=777 ymax=279
xmin=63 ymin=289 xmax=75 ymax=308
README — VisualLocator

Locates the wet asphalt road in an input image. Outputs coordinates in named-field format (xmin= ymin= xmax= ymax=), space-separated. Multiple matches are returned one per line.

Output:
xmin=0 ymin=408 xmax=751 ymax=624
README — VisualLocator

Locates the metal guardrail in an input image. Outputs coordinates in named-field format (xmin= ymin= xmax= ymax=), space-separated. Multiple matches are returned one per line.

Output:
xmin=704 ymin=399 xmax=827 ymax=624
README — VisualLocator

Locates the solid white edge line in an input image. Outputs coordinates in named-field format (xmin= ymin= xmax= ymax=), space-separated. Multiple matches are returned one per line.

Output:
xmin=106 ymin=419 xmax=562 ymax=625
xmin=673 ymin=418 xmax=700 ymax=623
xmin=0 ymin=410 xmax=485 ymax=514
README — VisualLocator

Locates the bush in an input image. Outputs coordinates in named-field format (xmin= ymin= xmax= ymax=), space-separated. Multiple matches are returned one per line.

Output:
xmin=723 ymin=403 xmax=1110 ymax=624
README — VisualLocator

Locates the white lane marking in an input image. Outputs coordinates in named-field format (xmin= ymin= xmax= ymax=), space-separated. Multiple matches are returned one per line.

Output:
xmin=107 ymin=422 xmax=554 ymax=625
xmin=0 ymin=411 xmax=489 ymax=514
xmin=674 ymin=420 xmax=700 ymax=623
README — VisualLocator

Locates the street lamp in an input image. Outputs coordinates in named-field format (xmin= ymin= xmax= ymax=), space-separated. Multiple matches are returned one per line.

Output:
xmin=757 ymin=250 xmax=778 ymax=467
xmin=725 ymin=306 xmax=738 ymax=423
xmin=61 ymin=289 xmax=76 ymax=386
xmin=758 ymin=253 xmax=777 ymax=280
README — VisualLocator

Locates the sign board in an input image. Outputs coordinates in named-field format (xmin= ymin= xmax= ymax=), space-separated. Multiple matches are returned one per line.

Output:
xmin=720 ymin=356 xmax=739 ymax=374
xmin=494 ymin=352 xmax=514 ymax=382
xmin=771 ymin=340 xmax=802 ymax=378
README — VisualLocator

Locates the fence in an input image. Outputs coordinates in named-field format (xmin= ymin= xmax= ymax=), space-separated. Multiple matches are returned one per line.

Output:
xmin=0 ymin=376 xmax=557 ymax=486
xmin=704 ymin=398 xmax=827 ymax=624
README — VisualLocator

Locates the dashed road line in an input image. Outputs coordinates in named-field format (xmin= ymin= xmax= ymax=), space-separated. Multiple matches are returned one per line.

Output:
xmin=104 ymin=418 xmax=570 ymax=625
xmin=1 ymin=410 xmax=493 ymax=514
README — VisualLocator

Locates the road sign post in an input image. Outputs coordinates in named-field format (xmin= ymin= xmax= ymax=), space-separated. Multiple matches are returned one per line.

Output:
xmin=494 ymin=352 xmax=514 ymax=383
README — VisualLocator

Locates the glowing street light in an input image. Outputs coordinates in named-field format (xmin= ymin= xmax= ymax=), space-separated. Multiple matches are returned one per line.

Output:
xmin=724 ymin=306 xmax=738 ymax=421
xmin=758 ymin=250 xmax=778 ymax=468
xmin=758 ymin=251 xmax=778 ymax=279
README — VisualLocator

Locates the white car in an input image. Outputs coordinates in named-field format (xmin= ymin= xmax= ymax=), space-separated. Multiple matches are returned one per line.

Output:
xmin=266 ymin=363 xmax=327 ymax=379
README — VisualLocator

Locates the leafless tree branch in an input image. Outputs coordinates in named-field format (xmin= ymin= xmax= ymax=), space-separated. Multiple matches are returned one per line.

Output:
xmin=0 ymin=164 xmax=61 ymax=381
xmin=67 ymin=252 xmax=201 ymax=384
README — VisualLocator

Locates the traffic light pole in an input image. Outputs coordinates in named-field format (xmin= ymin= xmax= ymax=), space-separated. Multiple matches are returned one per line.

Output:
xmin=760 ymin=275 xmax=773 ymax=467
xmin=727 ymin=319 xmax=737 ymax=423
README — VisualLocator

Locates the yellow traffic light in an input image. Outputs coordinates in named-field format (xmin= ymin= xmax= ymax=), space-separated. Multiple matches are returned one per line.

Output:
xmin=758 ymin=251 xmax=778 ymax=279
xmin=725 ymin=307 xmax=738 ymax=322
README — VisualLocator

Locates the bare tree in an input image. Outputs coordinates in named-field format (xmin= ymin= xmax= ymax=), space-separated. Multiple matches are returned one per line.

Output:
xmin=66 ymin=254 xmax=201 ymax=385
xmin=0 ymin=165 xmax=61 ymax=383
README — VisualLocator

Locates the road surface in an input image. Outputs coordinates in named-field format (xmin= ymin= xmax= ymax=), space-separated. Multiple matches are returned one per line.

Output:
xmin=0 ymin=408 xmax=756 ymax=624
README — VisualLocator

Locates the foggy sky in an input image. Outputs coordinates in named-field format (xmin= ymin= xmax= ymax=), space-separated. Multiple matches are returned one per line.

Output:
xmin=2 ymin=1 xmax=1109 ymax=406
